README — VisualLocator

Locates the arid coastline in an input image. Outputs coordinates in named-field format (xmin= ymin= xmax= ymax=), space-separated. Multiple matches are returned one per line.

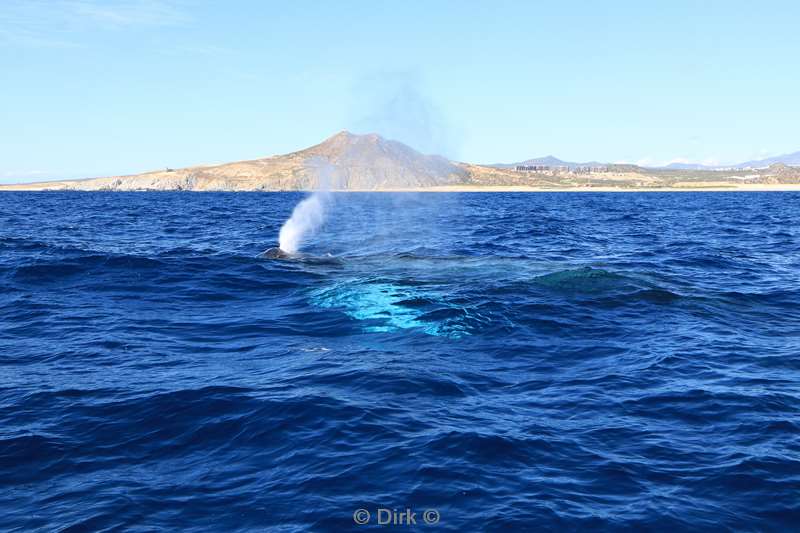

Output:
xmin=3 ymin=131 xmax=799 ymax=193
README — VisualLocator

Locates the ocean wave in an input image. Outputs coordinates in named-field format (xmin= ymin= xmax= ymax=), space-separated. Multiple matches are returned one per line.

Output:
xmin=2 ymin=191 xmax=799 ymax=530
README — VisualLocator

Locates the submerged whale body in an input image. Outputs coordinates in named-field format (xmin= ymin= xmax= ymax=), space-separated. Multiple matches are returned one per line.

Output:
xmin=258 ymin=247 xmax=343 ymax=266
xmin=259 ymin=247 xmax=292 ymax=259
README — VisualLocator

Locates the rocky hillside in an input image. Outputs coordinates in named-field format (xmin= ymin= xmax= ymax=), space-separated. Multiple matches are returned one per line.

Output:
xmin=1 ymin=131 xmax=468 ymax=191
xmin=297 ymin=131 xmax=467 ymax=189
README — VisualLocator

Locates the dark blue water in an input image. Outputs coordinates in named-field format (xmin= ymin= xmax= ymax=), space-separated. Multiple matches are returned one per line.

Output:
xmin=1 ymin=192 xmax=799 ymax=531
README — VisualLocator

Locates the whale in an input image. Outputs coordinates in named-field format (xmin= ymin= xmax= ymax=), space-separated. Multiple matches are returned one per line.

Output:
xmin=258 ymin=247 xmax=344 ymax=266
xmin=259 ymin=247 xmax=292 ymax=259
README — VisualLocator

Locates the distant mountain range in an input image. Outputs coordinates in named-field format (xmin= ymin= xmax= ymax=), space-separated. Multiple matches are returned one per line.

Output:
xmin=490 ymin=156 xmax=604 ymax=170
xmin=662 ymin=162 xmax=722 ymax=170
xmin=736 ymin=151 xmax=800 ymax=169
xmin=493 ymin=150 xmax=800 ymax=170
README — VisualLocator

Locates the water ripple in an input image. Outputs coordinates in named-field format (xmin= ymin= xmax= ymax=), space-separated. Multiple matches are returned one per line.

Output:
xmin=0 ymin=191 xmax=798 ymax=530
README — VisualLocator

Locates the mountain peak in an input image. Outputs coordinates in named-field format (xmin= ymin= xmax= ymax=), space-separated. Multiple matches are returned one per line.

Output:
xmin=330 ymin=129 xmax=354 ymax=139
xmin=293 ymin=130 xmax=465 ymax=189
xmin=326 ymin=129 xmax=382 ymax=140
xmin=315 ymin=130 xmax=387 ymax=150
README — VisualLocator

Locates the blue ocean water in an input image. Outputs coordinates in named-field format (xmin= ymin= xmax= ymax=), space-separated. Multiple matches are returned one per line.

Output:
xmin=1 ymin=191 xmax=798 ymax=531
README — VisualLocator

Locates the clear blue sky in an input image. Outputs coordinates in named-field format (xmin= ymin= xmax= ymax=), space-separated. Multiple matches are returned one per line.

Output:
xmin=2 ymin=0 xmax=799 ymax=182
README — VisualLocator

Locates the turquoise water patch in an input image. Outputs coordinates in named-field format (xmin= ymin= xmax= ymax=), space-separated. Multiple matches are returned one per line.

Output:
xmin=310 ymin=281 xmax=471 ymax=337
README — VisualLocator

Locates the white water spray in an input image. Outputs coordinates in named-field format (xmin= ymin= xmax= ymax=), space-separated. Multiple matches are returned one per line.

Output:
xmin=277 ymin=158 xmax=335 ymax=254
xmin=278 ymin=191 xmax=328 ymax=254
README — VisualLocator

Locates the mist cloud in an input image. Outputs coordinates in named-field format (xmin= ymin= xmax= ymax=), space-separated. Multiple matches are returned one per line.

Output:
xmin=349 ymin=71 xmax=460 ymax=159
